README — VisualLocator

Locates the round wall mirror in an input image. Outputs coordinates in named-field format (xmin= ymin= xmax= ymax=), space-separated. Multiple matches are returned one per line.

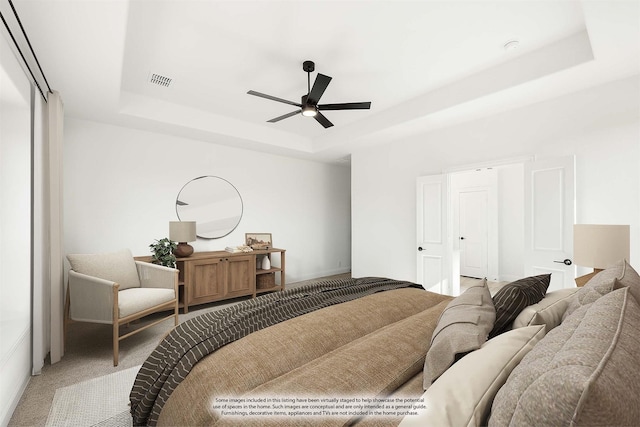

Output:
xmin=176 ymin=176 xmax=243 ymax=239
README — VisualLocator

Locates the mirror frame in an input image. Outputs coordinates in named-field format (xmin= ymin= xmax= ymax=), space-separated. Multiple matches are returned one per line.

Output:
xmin=175 ymin=175 xmax=244 ymax=239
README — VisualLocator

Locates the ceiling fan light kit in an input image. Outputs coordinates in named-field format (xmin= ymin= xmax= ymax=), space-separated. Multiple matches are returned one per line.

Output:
xmin=301 ymin=105 xmax=317 ymax=117
xmin=247 ymin=60 xmax=371 ymax=128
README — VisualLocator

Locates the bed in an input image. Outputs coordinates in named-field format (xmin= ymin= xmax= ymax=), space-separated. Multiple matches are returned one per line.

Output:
xmin=129 ymin=277 xmax=451 ymax=426
xmin=130 ymin=260 xmax=640 ymax=426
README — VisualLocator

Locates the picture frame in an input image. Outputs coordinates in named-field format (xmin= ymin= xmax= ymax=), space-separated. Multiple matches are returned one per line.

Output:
xmin=245 ymin=233 xmax=272 ymax=250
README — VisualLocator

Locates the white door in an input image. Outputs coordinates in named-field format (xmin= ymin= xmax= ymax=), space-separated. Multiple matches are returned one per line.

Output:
xmin=416 ymin=175 xmax=456 ymax=295
xmin=524 ymin=156 xmax=575 ymax=291
xmin=459 ymin=190 xmax=488 ymax=278
xmin=450 ymin=168 xmax=499 ymax=282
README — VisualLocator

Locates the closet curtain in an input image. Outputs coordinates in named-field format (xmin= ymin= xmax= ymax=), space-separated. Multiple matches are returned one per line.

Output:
xmin=32 ymin=89 xmax=48 ymax=374
xmin=47 ymin=90 xmax=64 ymax=365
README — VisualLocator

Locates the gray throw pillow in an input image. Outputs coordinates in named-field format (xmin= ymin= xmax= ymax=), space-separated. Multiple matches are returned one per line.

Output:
xmin=489 ymin=274 xmax=550 ymax=338
xmin=423 ymin=279 xmax=495 ymax=389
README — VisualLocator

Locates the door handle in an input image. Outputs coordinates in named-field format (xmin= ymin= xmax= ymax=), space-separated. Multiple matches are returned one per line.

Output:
xmin=554 ymin=259 xmax=573 ymax=266
xmin=418 ymin=247 xmax=423 ymax=251
xmin=460 ymin=237 xmax=465 ymax=240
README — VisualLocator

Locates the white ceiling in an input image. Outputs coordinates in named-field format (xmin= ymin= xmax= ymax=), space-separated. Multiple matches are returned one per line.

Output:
xmin=9 ymin=0 xmax=640 ymax=162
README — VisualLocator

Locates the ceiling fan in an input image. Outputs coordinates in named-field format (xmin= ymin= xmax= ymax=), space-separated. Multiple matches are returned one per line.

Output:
xmin=247 ymin=60 xmax=371 ymax=128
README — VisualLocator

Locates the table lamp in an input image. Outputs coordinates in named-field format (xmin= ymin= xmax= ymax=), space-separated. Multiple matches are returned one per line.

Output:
xmin=170 ymin=221 xmax=197 ymax=257
xmin=573 ymin=224 xmax=630 ymax=287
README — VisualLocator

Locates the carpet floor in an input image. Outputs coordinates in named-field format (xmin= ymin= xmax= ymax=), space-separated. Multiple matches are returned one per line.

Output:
xmin=45 ymin=366 xmax=138 ymax=427
xmin=8 ymin=274 xmax=350 ymax=426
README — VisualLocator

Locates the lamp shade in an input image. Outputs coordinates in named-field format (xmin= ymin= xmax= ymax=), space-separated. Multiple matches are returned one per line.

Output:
xmin=169 ymin=221 xmax=196 ymax=243
xmin=574 ymin=224 xmax=630 ymax=269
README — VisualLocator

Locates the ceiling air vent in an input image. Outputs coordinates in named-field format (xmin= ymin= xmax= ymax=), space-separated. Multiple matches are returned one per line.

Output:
xmin=148 ymin=73 xmax=172 ymax=87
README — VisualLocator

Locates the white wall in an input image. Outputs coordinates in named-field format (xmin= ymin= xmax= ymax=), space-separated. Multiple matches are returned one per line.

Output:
xmin=63 ymin=118 xmax=351 ymax=282
xmin=352 ymin=76 xmax=640 ymax=282
xmin=0 ymin=34 xmax=32 ymax=427
xmin=497 ymin=164 xmax=524 ymax=282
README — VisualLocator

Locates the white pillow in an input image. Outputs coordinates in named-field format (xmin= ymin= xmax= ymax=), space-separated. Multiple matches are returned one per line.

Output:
xmin=512 ymin=288 xmax=578 ymax=332
xmin=400 ymin=325 xmax=546 ymax=427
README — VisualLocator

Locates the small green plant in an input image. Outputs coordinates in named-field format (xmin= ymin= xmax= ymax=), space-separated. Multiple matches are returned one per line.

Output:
xmin=149 ymin=237 xmax=177 ymax=268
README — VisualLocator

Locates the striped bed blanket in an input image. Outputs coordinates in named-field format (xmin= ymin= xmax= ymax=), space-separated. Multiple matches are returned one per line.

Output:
xmin=129 ymin=276 xmax=423 ymax=426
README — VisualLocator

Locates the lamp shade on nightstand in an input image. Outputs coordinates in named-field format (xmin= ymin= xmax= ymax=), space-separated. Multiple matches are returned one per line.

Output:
xmin=170 ymin=221 xmax=196 ymax=257
xmin=573 ymin=224 xmax=630 ymax=286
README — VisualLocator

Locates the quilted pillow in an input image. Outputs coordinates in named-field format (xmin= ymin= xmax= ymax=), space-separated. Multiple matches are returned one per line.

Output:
xmin=423 ymin=279 xmax=495 ymax=388
xmin=618 ymin=259 xmax=640 ymax=303
xmin=401 ymin=325 xmax=545 ymax=427
xmin=67 ymin=248 xmax=140 ymax=290
xmin=561 ymin=259 xmax=629 ymax=321
xmin=489 ymin=287 xmax=640 ymax=427
xmin=489 ymin=274 xmax=550 ymax=338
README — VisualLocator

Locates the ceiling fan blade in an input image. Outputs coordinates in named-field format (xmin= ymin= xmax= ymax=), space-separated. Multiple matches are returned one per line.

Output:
xmin=318 ymin=102 xmax=371 ymax=111
xmin=247 ymin=90 xmax=302 ymax=107
xmin=314 ymin=111 xmax=334 ymax=128
xmin=307 ymin=73 xmax=332 ymax=105
xmin=267 ymin=110 xmax=302 ymax=123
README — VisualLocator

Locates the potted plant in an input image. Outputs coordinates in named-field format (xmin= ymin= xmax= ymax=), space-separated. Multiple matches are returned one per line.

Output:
xmin=149 ymin=237 xmax=177 ymax=268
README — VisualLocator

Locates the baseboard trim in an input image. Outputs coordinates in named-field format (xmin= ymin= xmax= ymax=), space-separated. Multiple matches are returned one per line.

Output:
xmin=290 ymin=268 xmax=352 ymax=284
xmin=1 ymin=328 xmax=31 ymax=427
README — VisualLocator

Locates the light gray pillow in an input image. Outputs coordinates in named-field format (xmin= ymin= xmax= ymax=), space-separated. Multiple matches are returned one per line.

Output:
xmin=512 ymin=287 xmax=578 ymax=332
xmin=67 ymin=248 xmax=140 ymax=290
xmin=423 ymin=279 xmax=496 ymax=389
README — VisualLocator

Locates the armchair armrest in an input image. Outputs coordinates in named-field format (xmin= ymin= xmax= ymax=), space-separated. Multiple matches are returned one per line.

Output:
xmin=68 ymin=270 xmax=117 ymax=324
xmin=135 ymin=261 xmax=179 ymax=293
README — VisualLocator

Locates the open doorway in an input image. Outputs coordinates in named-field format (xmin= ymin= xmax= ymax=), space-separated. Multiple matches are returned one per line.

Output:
xmin=417 ymin=160 xmax=526 ymax=295
xmin=418 ymin=156 xmax=575 ymax=295
xmin=450 ymin=168 xmax=499 ymax=281
xmin=449 ymin=164 xmax=525 ymax=285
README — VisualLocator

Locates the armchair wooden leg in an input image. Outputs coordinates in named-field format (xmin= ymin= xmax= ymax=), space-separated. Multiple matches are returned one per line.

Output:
xmin=113 ymin=322 xmax=119 ymax=366
xmin=113 ymin=285 xmax=119 ymax=366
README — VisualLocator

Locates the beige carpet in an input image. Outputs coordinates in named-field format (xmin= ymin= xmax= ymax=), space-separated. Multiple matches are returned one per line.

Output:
xmin=9 ymin=274 xmax=350 ymax=426
xmin=45 ymin=366 xmax=139 ymax=427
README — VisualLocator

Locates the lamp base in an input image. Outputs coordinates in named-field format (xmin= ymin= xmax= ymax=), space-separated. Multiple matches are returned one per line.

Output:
xmin=575 ymin=268 xmax=604 ymax=287
xmin=174 ymin=242 xmax=194 ymax=258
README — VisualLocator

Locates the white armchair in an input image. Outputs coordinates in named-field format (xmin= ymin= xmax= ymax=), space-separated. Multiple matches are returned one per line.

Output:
xmin=64 ymin=249 xmax=179 ymax=366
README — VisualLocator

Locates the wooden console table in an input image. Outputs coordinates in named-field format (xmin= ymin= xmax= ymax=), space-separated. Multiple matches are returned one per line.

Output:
xmin=136 ymin=248 xmax=285 ymax=313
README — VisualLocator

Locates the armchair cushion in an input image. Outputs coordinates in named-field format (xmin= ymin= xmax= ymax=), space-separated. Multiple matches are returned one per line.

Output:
xmin=118 ymin=288 xmax=176 ymax=319
xmin=67 ymin=249 xmax=141 ymax=290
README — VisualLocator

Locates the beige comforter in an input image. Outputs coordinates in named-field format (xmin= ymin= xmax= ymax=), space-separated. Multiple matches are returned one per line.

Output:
xmin=157 ymin=287 xmax=451 ymax=426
